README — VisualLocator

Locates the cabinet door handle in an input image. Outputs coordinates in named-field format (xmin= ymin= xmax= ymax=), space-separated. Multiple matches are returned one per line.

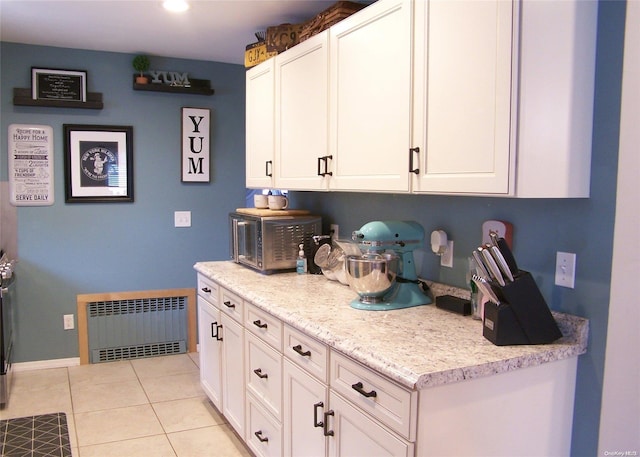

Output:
xmin=253 ymin=368 xmax=268 ymax=379
xmin=317 ymin=155 xmax=333 ymax=177
xmin=313 ymin=402 xmax=324 ymax=428
xmin=201 ymin=287 xmax=211 ymax=293
xmin=265 ymin=160 xmax=273 ymax=177
xmin=351 ymin=381 xmax=377 ymax=398
xmin=211 ymin=322 xmax=223 ymax=341
xmin=223 ymin=300 xmax=235 ymax=309
xmin=409 ymin=147 xmax=420 ymax=175
xmin=292 ymin=344 xmax=311 ymax=357
xmin=253 ymin=319 xmax=268 ymax=329
xmin=323 ymin=410 xmax=335 ymax=436
xmin=254 ymin=430 xmax=269 ymax=443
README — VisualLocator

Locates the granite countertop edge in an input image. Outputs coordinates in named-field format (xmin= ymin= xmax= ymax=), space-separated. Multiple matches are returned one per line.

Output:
xmin=194 ymin=261 xmax=589 ymax=391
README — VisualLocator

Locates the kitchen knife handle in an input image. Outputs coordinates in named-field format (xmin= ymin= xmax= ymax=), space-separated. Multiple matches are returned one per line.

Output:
xmin=497 ymin=237 xmax=519 ymax=274
xmin=481 ymin=248 xmax=506 ymax=286
xmin=490 ymin=245 xmax=514 ymax=282
xmin=472 ymin=250 xmax=491 ymax=280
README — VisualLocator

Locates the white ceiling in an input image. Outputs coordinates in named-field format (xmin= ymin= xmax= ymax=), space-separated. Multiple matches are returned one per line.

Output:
xmin=0 ymin=0 xmax=344 ymax=65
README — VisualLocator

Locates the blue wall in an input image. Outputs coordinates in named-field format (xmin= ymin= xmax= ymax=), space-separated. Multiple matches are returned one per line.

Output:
xmin=0 ymin=1 xmax=625 ymax=454
xmin=1 ymin=43 xmax=247 ymax=361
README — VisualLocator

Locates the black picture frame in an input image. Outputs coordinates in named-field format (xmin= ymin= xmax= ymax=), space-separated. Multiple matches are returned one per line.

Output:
xmin=32 ymin=67 xmax=87 ymax=102
xmin=64 ymin=124 xmax=134 ymax=203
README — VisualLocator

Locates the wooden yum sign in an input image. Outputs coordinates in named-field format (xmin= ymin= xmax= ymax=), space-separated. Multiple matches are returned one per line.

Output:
xmin=181 ymin=107 xmax=210 ymax=182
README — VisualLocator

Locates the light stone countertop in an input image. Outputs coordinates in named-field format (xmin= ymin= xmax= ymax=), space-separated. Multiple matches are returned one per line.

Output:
xmin=194 ymin=261 xmax=589 ymax=390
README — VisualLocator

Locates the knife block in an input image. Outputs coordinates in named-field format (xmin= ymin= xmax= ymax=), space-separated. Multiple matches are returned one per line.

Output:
xmin=482 ymin=271 xmax=562 ymax=346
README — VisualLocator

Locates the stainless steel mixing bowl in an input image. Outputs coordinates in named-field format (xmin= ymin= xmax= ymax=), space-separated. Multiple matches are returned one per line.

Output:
xmin=345 ymin=253 xmax=399 ymax=303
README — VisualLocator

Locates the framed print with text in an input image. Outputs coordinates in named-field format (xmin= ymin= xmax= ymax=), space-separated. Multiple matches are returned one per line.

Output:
xmin=64 ymin=124 xmax=133 ymax=203
xmin=181 ymin=107 xmax=210 ymax=182
xmin=32 ymin=67 xmax=87 ymax=102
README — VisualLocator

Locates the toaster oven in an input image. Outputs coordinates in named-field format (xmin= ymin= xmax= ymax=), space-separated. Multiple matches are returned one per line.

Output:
xmin=229 ymin=212 xmax=322 ymax=274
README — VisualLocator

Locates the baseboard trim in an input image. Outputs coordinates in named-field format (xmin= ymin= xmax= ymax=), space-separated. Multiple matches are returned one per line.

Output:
xmin=12 ymin=357 xmax=81 ymax=372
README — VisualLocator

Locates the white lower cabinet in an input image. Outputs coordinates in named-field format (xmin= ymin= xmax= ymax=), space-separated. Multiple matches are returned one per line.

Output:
xmin=327 ymin=392 xmax=414 ymax=457
xmin=197 ymin=296 xmax=222 ymax=410
xmin=220 ymin=312 xmax=245 ymax=438
xmin=283 ymin=359 xmax=328 ymax=457
xmin=198 ymin=276 xmax=415 ymax=456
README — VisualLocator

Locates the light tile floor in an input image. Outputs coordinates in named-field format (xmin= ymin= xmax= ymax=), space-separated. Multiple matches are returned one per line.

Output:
xmin=0 ymin=353 xmax=252 ymax=457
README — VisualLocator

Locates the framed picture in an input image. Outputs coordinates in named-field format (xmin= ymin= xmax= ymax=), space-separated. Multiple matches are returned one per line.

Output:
xmin=64 ymin=125 xmax=134 ymax=203
xmin=32 ymin=68 xmax=87 ymax=102
xmin=181 ymin=107 xmax=210 ymax=182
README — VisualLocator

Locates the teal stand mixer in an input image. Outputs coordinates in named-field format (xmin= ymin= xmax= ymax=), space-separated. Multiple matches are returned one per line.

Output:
xmin=346 ymin=221 xmax=432 ymax=311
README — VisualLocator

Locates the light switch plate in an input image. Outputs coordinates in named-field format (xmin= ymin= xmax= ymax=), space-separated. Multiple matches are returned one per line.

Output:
xmin=174 ymin=211 xmax=191 ymax=227
xmin=555 ymin=252 xmax=576 ymax=288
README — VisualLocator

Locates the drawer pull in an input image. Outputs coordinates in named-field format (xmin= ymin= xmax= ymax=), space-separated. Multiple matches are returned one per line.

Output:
xmin=351 ymin=381 xmax=377 ymax=398
xmin=323 ymin=410 xmax=335 ymax=436
xmin=253 ymin=368 xmax=268 ymax=379
xmin=292 ymin=344 xmax=311 ymax=357
xmin=254 ymin=430 xmax=269 ymax=443
xmin=313 ymin=402 xmax=324 ymax=428
xmin=201 ymin=287 xmax=211 ymax=293
xmin=223 ymin=300 xmax=235 ymax=309
xmin=253 ymin=319 xmax=268 ymax=329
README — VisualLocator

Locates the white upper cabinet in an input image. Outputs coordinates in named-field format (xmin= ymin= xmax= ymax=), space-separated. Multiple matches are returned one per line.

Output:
xmin=514 ymin=0 xmax=597 ymax=197
xmin=246 ymin=60 xmax=275 ymax=189
xmin=328 ymin=0 xmax=413 ymax=192
xmin=275 ymin=32 xmax=330 ymax=190
xmin=411 ymin=0 xmax=514 ymax=194
xmin=245 ymin=0 xmax=597 ymax=198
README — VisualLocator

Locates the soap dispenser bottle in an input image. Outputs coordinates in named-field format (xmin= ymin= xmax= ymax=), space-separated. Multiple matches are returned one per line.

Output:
xmin=296 ymin=243 xmax=307 ymax=274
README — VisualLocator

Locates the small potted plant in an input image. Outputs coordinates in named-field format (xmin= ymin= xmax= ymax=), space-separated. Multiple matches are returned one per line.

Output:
xmin=132 ymin=55 xmax=150 ymax=84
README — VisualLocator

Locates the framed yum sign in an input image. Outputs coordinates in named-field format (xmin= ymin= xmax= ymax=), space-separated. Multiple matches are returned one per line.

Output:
xmin=181 ymin=107 xmax=210 ymax=182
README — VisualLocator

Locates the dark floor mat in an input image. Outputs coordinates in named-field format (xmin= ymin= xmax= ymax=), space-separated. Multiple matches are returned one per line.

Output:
xmin=0 ymin=412 xmax=71 ymax=457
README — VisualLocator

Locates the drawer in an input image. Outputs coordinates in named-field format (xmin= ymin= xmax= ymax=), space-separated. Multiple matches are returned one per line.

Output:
xmin=246 ymin=333 xmax=283 ymax=421
xmin=245 ymin=303 xmax=283 ymax=351
xmin=283 ymin=324 xmax=328 ymax=384
xmin=220 ymin=287 xmax=244 ymax=323
xmin=197 ymin=274 xmax=219 ymax=305
xmin=246 ymin=392 xmax=283 ymax=457
xmin=330 ymin=350 xmax=417 ymax=441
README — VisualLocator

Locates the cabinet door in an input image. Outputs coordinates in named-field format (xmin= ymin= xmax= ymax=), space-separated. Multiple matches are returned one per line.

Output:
xmin=221 ymin=313 xmax=245 ymax=439
xmin=412 ymin=0 xmax=514 ymax=194
xmin=275 ymin=32 xmax=330 ymax=190
xmin=328 ymin=0 xmax=413 ymax=192
xmin=197 ymin=297 xmax=222 ymax=410
xmin=327 ymin=392 xmax=414 ymax=457
xmin=283 ymin=360 xmax=328 ymax=457
xmin=246 ymin=59 xmax=276 ymax=188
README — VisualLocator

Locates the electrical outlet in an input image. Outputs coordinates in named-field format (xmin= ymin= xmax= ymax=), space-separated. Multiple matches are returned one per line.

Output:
xmin=63 ymin=314 xmax=75 ymax=330
xmin=555 ymin=252 xmax=576 ymax=288
xmin=330 ymin=224 xmax=339 ymax=241
xmin=441 ymin=240 xmax=454 ymax=268
xmin=174 ymin=211 xmax=191 ymax=227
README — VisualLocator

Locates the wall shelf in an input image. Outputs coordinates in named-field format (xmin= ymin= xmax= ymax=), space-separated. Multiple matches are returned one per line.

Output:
xmin=132 ymin=76 xmax=214 ymax=96
xmin=13 ymin=88 xmax=104 ymax=109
